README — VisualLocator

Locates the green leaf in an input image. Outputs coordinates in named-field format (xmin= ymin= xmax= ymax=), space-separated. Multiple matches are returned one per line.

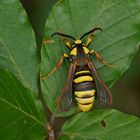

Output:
xmin=0 ymin=0 xmax=39 ymax=93
xmin=40 ymin=0 xmax=140 ymax=116
xmin=0 ymin=69 xmax=45 ymax=140
xmin=59 ymin=109 xmax=140 ymax=140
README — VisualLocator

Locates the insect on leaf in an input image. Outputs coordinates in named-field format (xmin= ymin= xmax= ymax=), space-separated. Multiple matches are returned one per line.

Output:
xmin=40 ymin=0 xmax=140 ymax=116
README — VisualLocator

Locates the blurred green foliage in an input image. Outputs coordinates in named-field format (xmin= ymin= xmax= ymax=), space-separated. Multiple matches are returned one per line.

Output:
xmin=21 ymin=0 xmax=57 ymax=46
xmin=112 ymin=48 xmax=140 ymax=117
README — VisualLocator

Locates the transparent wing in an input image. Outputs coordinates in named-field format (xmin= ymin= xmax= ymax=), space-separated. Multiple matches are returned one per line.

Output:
xmin=58 ymin=63 xmax=76 ymax=111
xmin=88 ymin=61 xmax=112 ymax=105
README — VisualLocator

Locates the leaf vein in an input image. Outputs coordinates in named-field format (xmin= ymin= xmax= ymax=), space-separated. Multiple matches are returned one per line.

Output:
xmin=0 ymin=115 xmax=25 ymax=133
xmin=16 ymin=122 xmax=39 ymax=138
xmin=103 ymin=11 xmax=139 ymax=32
xmin=67 ymin=0 xmax=76 ymax=35
xmin=0 ymin=38 xmax=26 ymax=83
xmin=0 ymin=79 xmax=21 ymax=108
xmin=10 ymin=74 xmax=33 ymax=115
xmin=0 ymin=98 xmax=43 ymax=126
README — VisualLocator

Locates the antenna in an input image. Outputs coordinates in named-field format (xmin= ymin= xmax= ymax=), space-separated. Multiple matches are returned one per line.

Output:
xmin=80 ymin=27 xmax=102 ymax=40
xmin=51 ymin=32 xmax=76 ymax=40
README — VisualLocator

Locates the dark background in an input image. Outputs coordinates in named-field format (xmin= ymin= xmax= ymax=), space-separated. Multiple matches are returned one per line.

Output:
xmin=21 ymin=0 xmax=140 ymax=117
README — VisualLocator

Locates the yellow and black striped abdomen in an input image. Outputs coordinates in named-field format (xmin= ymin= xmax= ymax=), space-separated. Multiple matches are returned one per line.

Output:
xmin=74 ymin=70 xmax=96 ymax=112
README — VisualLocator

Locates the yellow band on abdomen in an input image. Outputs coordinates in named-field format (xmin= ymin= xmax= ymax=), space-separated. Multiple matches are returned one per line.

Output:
xmin=74 ymin=76 xmax=93 ymax=83
xmin=78 ymin=103 xmax=93 ymax=112
xmin=75 ymin=70 xmax=90 ymax=75
xmin=76 ymin=96 xmax=95 ymax=104
xmin=75 ymin=90 xmax=95 ymax=98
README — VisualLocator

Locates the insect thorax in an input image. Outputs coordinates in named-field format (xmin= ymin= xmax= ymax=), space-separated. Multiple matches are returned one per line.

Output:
xmin=70 ymin=46 xmax=90 ymax=56
xmin=69 ymin=44 xmax=90 ymax=66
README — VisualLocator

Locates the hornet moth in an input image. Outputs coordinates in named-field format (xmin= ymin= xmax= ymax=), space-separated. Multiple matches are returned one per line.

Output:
xmin=42 ymin=27 xmax=117 ymax=112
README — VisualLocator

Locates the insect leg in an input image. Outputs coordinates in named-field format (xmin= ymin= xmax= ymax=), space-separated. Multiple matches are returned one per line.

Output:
xmin=85 ymin=34 xmax=94 ymax=47
xmin=90 ymin=50 xmax=118 ymax=68
xmin=63 ymin=39 xmax=73 ymax=49
xmin=56 ymin=33 xmax=73 ymax=49
xmin=41 ymin=53 xmax=69 ymax=80
xmin=85 ymin=27 xmax=102 ymax=47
